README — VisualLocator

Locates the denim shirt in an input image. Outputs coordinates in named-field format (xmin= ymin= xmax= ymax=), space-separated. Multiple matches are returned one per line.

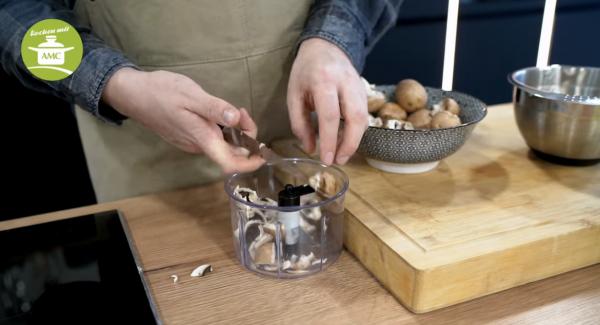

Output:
xmin=0 ymin=0 xmax=403 ymax=123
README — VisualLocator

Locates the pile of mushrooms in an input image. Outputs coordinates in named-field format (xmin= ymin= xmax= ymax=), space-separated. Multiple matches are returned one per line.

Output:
xmin=364 ymin=78 xmax=462 ymax=130
xmin=231 ymin=171 xmax=336 ymax=273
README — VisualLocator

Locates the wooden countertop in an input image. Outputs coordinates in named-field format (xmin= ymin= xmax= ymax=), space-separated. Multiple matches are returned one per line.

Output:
xmin=1 ymin=104 xmax=599 ymax=324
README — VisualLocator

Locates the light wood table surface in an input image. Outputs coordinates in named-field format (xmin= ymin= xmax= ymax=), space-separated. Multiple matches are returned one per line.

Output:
xmin=1 ymin=104 xmax=599 ymax=324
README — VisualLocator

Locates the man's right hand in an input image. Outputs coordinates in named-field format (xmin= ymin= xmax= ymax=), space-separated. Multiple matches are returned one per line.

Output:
xmin=101 ymin=68 xmax=264 ymax=174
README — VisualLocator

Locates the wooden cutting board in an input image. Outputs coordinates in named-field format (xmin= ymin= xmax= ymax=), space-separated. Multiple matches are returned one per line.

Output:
xmin=272 ymin=103 xmax=600 ymax=313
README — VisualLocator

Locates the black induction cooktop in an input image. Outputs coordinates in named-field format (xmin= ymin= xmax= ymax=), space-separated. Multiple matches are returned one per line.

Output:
xmin=0 ymin=211 xmax=159 ymax=325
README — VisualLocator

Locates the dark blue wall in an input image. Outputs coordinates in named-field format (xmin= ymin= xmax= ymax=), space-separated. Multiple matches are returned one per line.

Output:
xmin=363 ymin=0 xmax=600 ymax=105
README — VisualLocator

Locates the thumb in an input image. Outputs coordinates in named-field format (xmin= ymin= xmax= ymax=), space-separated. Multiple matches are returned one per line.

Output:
xmin=189 ymin=95 xmax=241 ymax=127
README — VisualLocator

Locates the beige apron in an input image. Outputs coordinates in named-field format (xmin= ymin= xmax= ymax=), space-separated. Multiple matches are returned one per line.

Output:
xmin=73 ymin=0 xmax=313 ymax=202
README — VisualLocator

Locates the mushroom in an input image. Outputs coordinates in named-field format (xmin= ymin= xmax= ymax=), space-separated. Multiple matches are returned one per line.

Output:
xmin=254 ymin=242 xmax=276 ymax=265
xmin=378 ymin=102 xmax=407 ymax=121
xmin=298 ymin=253 xmax=316 ymax=269
xmin=234 ymin=186 xmax=259 ymax=203
xmin=384 ymin=119 xmax=414 ymax=130
xmin=288 ymin=252 xmax=316 ymax=272
xmin=407 ymin=109 xmax=432 ymax=129
xmin=243 ymin=219 xmax=264 ymax=249
xmin=395 ymin=79 xmax=428 ymax=113
xmin=257 ymin=197 xmax=278 ymax=206
xmin=301 ymin=198 xmax=322 ymax=221
xmin=431 ymin=110 xmax=461 ymax=129
xmin=248 ymin=226 xmax=273 ymax=261
xmin=368 ymin=115 xmax=383 ymax=127
xmin=368 ymin=96 xmax=387 ymax=113
xmin=431 ymin=103 xmax=444 ymax=115
xmin=191 ymin=264 xmax=213 ymax=277
xmin=309 ymin=171 xmax=337 ymax=197
xmin=282 ymin=260 xmax=293 ymax=270
xmin=362 ymin=77 xmax=387 ymax=113
xmin=244 ymin=219 xmax=264 ymax=233
xmin=441 ymin=98 xmax=461 ymax=115
xmin=170 ymin=275 xmax=179 ymax=283
xmin=300 ymin=216 xmax=316 ymax=234
xmin=233 ymin=186 xmax=261 ymax=219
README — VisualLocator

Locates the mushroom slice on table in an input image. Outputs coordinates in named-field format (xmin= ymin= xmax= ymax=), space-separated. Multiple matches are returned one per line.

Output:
xmin=191 ymin=264 xmax=213 ymax=277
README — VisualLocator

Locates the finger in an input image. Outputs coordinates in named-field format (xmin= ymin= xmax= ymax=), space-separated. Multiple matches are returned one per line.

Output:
xmin=230 ymin=145 xmax=251 ymax=157
xmin=336 ymin=83 xmax=368 ymax=165
xmin=203 ymin=138 xmax=265 ymax=174
xmin=288 ymin=88 xmax=316 ymax=154
xmin=187 ymin=93 xmax=240 ymax=127
xmin=238 ymin=107 xmax=258 ymax=139
xmin=313 ymin=87 xmax=340 ymax=165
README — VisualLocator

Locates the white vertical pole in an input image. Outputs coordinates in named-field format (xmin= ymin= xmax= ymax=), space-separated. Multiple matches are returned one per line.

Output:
xmin=442 ymin=0 xmax=460 ymax=91
xmin=537 ymin=0 xmax=557 ymax=68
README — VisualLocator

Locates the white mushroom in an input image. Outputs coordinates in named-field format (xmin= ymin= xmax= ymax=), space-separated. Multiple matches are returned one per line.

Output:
xmin=244 ymin=219 xmax=264 ymax=233
xmin=282 ymin=260 xmax=293 ymax=270
xmin=170 ymin=275 xmax=179 ymax=283
xmin=295 ymin=252 xmax=316 ymax=270
xmin=191 ymin=264 xmax=213 ymax=277
xmin=285 ymin=253 xmax=317 ymax=273
xmin=402 ymin=121 xmax=415 ymax=130
xmin=385 ymin=119 xmax=402 ymax=129
xmin=301 ymin=199 xmax=322 ymax=221
xmin=233 ymin=185 xmax=259 ymax=203
xmin=248 ymin=231 xmax=273 ymax=261
xmin=368 ymin=115 xmax=383 ymax=127
xmin=385 ymin=119 xmax=414 ymax=130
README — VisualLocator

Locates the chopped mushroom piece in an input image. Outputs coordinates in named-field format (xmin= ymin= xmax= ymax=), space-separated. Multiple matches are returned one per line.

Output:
xmin=233 ymin=186 xmax=259 ymax=203
xmin=368 ymin=115 xmax=383 ymax=127
xmin=309 ymin=172 xmax=337 ymax=197
xmin=384 ymin=119 xmax=414 ymax=130
xmin=190 ymin=264 xmax=213 ymax=277
xmin=254 ymin=242 xmax=276 ymax=265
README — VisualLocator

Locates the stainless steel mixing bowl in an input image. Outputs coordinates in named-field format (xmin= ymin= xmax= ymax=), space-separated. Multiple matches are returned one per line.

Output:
xmin=509 ymin=65 xmax=600 ymax=161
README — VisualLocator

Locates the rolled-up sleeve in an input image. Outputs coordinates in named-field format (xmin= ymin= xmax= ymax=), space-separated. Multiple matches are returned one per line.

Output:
xmin=0 ymin=0 xmax=136 ymax=123
xmin=298 ymin=0 xmax=404 ymax=72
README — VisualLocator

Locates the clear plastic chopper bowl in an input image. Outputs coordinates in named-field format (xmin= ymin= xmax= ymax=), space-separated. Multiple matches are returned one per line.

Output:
xmin=225 ymin=158 xmax=348 ymax=278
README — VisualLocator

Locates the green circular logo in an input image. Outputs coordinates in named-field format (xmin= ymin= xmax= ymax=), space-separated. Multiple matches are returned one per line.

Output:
xmin=21 ymin=19 xmax=83 ymax=81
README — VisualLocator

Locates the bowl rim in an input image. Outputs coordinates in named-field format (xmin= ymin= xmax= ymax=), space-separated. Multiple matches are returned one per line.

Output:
xmin=367 ymin=87 xmax=488 ymax=132
xmin=507 ymin=64 xmax=600 ymax=106
xmin=224 ymin=158 xmax=349 ymax=211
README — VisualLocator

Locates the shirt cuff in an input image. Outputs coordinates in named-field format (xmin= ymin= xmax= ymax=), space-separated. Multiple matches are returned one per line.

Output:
xmin=69 ymin=46 xmax=137 ymax=124
xmin=298 ymin=3 xmax=368 ymax=72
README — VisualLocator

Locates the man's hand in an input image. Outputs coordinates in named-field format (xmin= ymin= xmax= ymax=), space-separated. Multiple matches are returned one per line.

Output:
xmin=101 ymin=68 xmax=264 ymax=173
xmin=287 ymin=38 xmax=368 ymax=165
